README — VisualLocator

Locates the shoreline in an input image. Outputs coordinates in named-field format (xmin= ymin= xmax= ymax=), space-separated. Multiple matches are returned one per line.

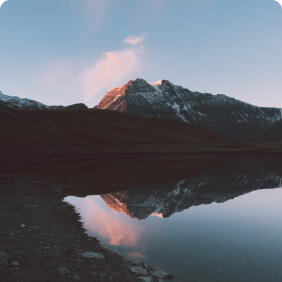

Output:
xmin=0 ymin=175 xmax=173 ymax=282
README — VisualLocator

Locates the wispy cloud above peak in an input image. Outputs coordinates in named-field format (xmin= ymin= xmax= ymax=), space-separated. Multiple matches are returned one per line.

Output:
xmin=82 ymin=48 xmax=143 ymax=102
xmin=123 ymin=35 xmax=145 ymax=45
xmin=0 ymin=0 xmax=8 ymax=9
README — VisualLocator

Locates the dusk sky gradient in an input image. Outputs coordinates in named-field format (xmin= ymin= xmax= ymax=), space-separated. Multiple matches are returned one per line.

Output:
xmin=0 ymin=0 xmax=282 ymax=107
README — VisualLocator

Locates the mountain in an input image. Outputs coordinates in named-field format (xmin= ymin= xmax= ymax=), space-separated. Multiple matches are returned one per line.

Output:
xmin=96 ymin=79 xmax=282 ymax=139
xmin=0 ymin=91 xmax=88 ymax=110
xmin=101 ymin=160 xmax=282 ymax=220
xmin=0 ymin=91 xmax=49 ymax=110
xmin=255 ymin=120 xmax=282 ymax=142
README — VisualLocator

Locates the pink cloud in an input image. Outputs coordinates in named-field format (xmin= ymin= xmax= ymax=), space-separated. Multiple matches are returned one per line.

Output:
xmin=123 ymin=35 xmax=145 ymax=45
xmin=82 ymin=48 xmax=142 ymax=101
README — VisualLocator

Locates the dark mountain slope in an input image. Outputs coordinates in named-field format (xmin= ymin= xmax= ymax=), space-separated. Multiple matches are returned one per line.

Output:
xmin=255 ymin=120 xmax=282 ymax=142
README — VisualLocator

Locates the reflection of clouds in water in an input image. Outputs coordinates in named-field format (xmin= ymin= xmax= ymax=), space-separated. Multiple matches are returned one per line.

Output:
xmin=128 ymin=252 xmax=146 ymax=259
xmin=82 ymin=197 xmax=142 ymax=246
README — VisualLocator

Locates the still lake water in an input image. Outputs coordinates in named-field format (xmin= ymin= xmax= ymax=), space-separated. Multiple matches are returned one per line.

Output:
xmin=65 ymin=163 xmax=282 ymax=282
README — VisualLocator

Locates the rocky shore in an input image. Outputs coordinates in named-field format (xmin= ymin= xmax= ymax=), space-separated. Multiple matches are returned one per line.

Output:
xmin=0 ymin=175 xmax=173 ymax=282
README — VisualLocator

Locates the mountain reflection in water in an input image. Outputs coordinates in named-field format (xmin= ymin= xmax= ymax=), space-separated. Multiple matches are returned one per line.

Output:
xmin=101 ymin=172 xmax=281 ymax=220
xmin=65 ymin=160 xmax=282 ymax=282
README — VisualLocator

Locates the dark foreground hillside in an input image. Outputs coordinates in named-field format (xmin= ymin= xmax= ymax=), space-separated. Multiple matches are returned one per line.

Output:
xmin=0 ymin=108 xmax=242 ymax=163
xmin=0 ymin=108 xmax=281 ymax=166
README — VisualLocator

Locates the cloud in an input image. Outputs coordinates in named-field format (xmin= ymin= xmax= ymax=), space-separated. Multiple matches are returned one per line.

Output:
xmin=0 ymin=0 xmax=8 ymax=9
xmin=123 ymin=35 xmax=145 ymax=45
xmin=82 ymin=48 xmax=143 ymax=102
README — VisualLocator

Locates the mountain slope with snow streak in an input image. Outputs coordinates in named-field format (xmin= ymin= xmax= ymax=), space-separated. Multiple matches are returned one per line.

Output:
xmin=97 ymin=79 xmax=282 ymax=138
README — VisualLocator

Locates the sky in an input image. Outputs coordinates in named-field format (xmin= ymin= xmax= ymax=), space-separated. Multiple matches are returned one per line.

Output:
xmin=0 ymin=0 xmax=282 ymax=107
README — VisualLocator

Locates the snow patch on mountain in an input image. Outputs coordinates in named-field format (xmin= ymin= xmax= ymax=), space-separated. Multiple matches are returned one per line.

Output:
xmin=149 ymin=84 xmax=161 ymax=93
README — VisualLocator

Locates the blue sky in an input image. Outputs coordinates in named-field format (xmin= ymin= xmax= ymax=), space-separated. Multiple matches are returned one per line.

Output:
xmin=0 ymin=0 xmax=282 ymax=107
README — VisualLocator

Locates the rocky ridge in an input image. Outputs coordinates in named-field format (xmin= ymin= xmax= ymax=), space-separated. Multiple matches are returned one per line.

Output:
xmin=97 ymin=79 xmax=282 ymax=138
xmin=0 ymin=91 xmax=88 ymax=111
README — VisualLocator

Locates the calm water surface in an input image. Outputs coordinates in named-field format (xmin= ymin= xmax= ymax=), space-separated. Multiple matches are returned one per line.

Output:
xmin=65 ymin=167 xmax=282 ymax=282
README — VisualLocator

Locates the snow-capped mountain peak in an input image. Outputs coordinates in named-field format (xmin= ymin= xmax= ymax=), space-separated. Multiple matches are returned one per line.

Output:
xmin=96 ymin=78 xmax=282 ymax=138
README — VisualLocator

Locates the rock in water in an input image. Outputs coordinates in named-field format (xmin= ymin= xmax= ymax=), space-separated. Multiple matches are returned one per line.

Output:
xmin=130 ymin=266 xmax=148 ymax=275
xmin=151 ymin=271 xmax=169 ymax=279
xmin=138 ymin=276 xmax=152 ymax=282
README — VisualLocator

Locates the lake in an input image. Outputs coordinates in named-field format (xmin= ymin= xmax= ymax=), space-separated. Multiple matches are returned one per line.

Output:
xmin=65 ymin=160 xmax=282 ymax=282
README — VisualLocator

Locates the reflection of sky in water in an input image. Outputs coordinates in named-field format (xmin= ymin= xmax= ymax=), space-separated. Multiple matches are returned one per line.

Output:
xmin=67 ymin=196 xmax=143 ymax=247
xmin=65 ymin=188 xmax=282 ymax=282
